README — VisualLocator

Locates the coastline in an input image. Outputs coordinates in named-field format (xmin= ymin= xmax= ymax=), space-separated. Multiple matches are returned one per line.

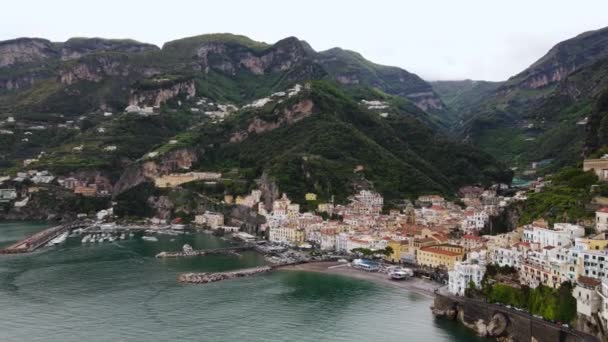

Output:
xmin=276 ymin=261 xmax=441 ymax=298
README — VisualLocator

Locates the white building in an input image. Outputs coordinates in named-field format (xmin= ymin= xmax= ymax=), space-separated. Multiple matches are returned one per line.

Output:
xmin=489 ymin=246 xmax=522 ymax=269
xmin=522 ymin=222 xmax=584 ymax=249
xmin=448 ymin=251 xmax=487 ymax=296
xmin=461 ymin=209 xmax=489 ymax=233
xmin=574 ymin=276 xmax=602 ymax=318
xmin=336 ymin=233 xmax=350 ymax=253
xmin=597 ymin=208 xmax=608 ymax=232
xmin=319 ymin=229 xmax=336 ymax=251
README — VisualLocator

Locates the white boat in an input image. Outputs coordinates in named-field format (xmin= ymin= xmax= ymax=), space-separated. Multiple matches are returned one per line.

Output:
xmin=171 ymin=224 xmax=186 ymax=230
xmin=100 ymin=223 xmax=116 ymax=230
xmin=50 ymin=232 xmax=69 ymax=245
xmin=142 ymin=236 xmax=159 ymax=242
xmin=388 ymin=269 xmax=409 ymax=280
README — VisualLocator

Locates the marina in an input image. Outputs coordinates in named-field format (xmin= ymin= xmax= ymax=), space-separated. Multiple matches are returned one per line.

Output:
xmin=0 ymin=221 xmax=88 ymax=254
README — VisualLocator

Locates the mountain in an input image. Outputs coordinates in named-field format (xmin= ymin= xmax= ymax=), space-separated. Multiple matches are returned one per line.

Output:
xmin=0 ymin=34 xmax=446 ymax=118
xmin=450 ymin=26 xmax=608 ymax=171
xmin=0 ymin=34 xmax=511 ymax=206
xmin=430 ymin=80 xmax=502 ymax=118
xmin=110 ymin=81 xmax=510 ymax=206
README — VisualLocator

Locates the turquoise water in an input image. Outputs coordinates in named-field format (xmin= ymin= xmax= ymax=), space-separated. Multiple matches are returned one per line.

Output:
xmin=0 ymin=222 xmax=485 ymax=341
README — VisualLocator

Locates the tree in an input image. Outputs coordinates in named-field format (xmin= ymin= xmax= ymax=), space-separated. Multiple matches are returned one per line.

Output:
xmin=382 ymin=246 xmax=394 ymax=257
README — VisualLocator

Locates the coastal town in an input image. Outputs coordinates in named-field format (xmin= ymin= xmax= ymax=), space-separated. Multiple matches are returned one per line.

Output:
xmin=6 ymin=155 xmax=608 ymax=337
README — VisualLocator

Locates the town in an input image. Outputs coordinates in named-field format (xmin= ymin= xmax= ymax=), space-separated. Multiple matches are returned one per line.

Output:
xmin=5 ymin=152 xmax=608 ymax=339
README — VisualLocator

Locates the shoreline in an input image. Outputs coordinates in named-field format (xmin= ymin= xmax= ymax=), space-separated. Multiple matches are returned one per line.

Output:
xmin=276 ymin=261 xmax=441 ymax=298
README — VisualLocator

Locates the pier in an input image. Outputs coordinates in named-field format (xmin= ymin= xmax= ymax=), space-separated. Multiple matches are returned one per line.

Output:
xmin=0 ymin=221 xmax=88 ymax=254
xmin=155 ymin=246 xmax=253 ymax=258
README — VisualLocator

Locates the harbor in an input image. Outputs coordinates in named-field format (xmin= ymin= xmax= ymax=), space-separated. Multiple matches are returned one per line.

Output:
xmin=0 ymin=220 xmax=486 ymax=342
xmin=0 ymin=221 xmax=87 ymax=254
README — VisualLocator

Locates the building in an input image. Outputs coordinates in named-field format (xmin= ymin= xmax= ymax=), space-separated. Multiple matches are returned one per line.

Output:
xmin=269 ymin=227 xmax=305 ymax=245
xmin=448 ymin=251 xmax=487 ymax=296
xmin=194 ymin=211 xmax=224 ymax=229
xmin=154 ymin=172 xmax=222 ymax=188
xmin=522 ymin=221 xmax=584 ymax=249
xmin=385 ymin=239 xmax=409 ymax=263
xmin=461 ymin=209 xmax=489 ymax=233
xmin=305 ymin=193 xmax=317 ymax=201
xmin=0 ymin=188 xmax=17 ymax=203
xmin=519 ymin=261 xmax=560 ymax=289
xmin=489 ymin=246 xmax=521 ymax=269
xmin=597 ymin=208 xmax=608 ymax=232
xmin=74 ymin=185 xmax=97 ymax=197
xmin=574 ymin=276 xmax=602 ymax=318
xmin=319 ymin=228 xmax=336 ymax=250
xmin=417 ymin=244 xmax=465 ymax=270
xmin=583 ymin=158 xmax=608 ymax=181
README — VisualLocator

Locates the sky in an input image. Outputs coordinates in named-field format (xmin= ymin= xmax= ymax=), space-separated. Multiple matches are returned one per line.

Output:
xmin=3 ymin=0 xmax=608 ymax=81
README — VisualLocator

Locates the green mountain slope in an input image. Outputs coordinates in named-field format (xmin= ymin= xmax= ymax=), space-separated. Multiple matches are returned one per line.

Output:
xmin=119 ymin=81 xmax=511 ymax=204
xmin=449 ymin=26 xmax=608 ymax=171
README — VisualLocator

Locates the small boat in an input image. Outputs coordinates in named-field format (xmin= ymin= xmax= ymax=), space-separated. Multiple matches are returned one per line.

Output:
xmin=171 ymin=224 xmax=186 ymax=230
xmin=182 ymin=244 xmax=193 ymax=253
xmin=388 ymin=269 xmax=409 ymax=280
xmin=50 ymin=232 xmax=69 ymax=246
xmin=142 ymin=236 xmax=159 ymax=242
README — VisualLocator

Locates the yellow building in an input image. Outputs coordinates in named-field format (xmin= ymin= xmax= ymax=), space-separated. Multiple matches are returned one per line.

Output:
xmin=305 ymin=193 xmax=317 ymax=201
xmin=385 ymin=240 xmax=409 ymax=263
xmin=154 ymin=172 xmax=221 ymax=188
xmin=576 ymin=236 xmax=608 ymax=251
xmin=417 ymin=244 xmax=464 ymax=270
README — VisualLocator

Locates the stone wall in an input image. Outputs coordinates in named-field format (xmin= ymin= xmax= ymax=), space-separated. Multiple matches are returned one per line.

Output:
xmin=432 ymin=293 xmax=599 ymax=342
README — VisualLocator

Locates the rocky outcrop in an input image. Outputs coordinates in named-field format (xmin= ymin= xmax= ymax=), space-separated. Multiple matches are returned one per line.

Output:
xmin=0 ymin=38 xmax=58 ymax=67
xmin=432 ymin=294 xmax=591 ymax=342
xmin=190 ymin=36 xmax=315 ymax=76
xmin=59 ymin=37 xmax=158 ymax=61
xmin=406 ymin=91 xmax=444 ymax=111
xmin=230 ymin=99 xmax=314 ymax=142
xmin=59 ymin=55 xmax=134 ymax=85
xmin=113 ymin=148 xmax=199 ymax=196
xmin=0 ymin=73 xmax=48 ymax=91
xmin=128 ymin=78 xmax=196 ymax=107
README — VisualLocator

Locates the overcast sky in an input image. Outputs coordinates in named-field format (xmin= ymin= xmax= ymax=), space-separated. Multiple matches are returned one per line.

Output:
xmin=3 ymin=0 xmax=607 ymax=81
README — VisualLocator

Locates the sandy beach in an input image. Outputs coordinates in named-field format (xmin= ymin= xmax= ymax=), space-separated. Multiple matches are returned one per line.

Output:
xmin=277 ymin=261 xmax=441 ymax=298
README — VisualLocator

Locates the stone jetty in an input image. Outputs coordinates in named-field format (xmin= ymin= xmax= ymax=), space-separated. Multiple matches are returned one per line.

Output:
xmin=178 ymin=266 xmax=272 ymax=284
xmin=155 ymin=246 xmax=252 ymax=258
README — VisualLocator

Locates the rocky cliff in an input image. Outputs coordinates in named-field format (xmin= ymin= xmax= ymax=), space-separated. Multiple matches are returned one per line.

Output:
xmin=128 ymin=77 xmax=196 ymax=107
xmin=0 ymin=38 xmax=58 ymax=67
xmin=113 ymin=148 xmax=199 ymax=196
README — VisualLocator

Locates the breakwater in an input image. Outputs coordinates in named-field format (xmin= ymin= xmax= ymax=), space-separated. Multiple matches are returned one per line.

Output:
xmin=155 ymin=246 xmax=252 ymax=258
xmin=178 ymin=266 xmax=272 ymax=284
xmin=0 ymin=221 xmax=87 ymax=254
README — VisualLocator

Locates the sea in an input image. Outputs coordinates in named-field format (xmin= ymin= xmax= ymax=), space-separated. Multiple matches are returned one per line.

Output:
xmin=0 ymin=221 xmax=486 ymax=342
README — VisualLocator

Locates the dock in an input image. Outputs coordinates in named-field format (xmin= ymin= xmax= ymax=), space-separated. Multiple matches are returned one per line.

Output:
xmin=0 ymin=221 xmax=88 ymax=254
xmin=156 ymin=246 xmax=253 ymax=258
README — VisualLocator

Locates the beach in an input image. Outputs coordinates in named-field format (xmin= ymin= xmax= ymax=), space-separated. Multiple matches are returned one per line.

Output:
xmin=277 ymin=261 xmax=441 ymax=297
